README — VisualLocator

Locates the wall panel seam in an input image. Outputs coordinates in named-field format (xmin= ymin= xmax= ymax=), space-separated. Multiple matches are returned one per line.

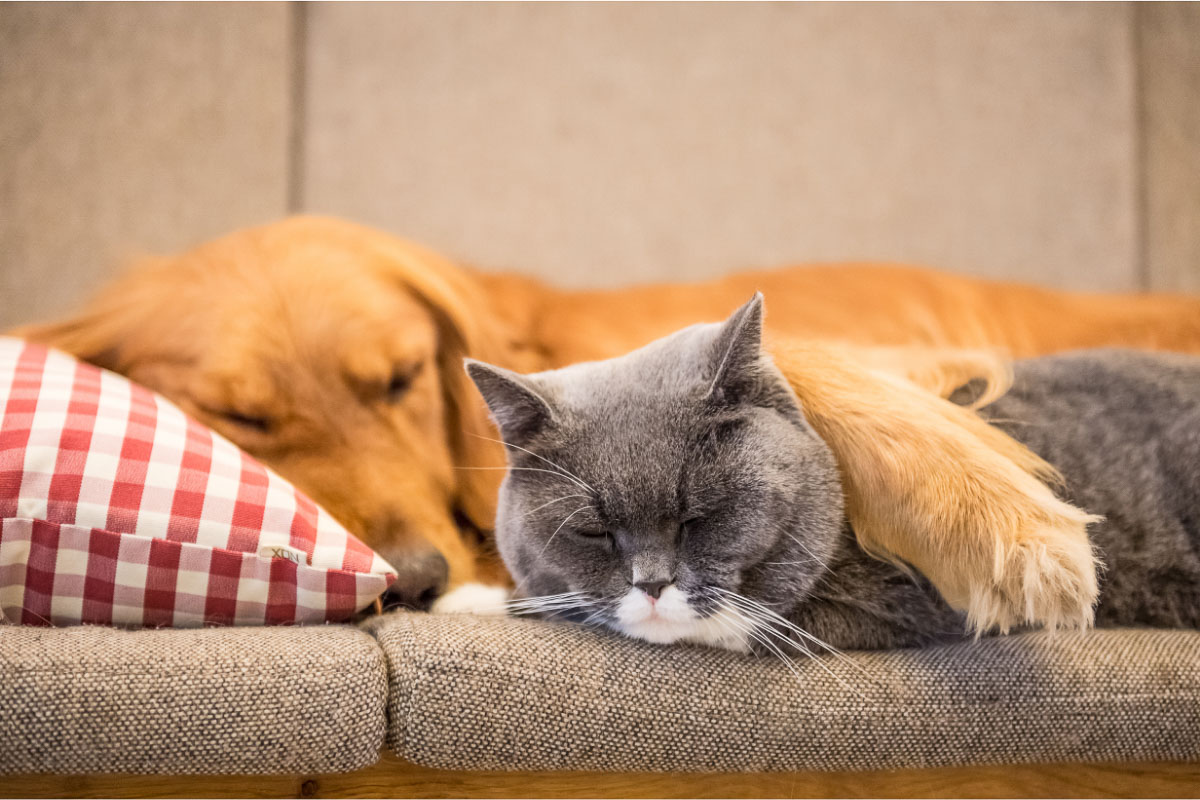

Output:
xmin=286 ymin=0 xmax=309 ymax=215
xmin=1132 ymin=1 xmax=1151 ymax=292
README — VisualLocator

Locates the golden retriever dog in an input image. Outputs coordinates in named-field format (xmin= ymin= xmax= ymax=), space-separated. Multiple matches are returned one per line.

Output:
xmin=14 ymin=216 xmax=1200 ymax=630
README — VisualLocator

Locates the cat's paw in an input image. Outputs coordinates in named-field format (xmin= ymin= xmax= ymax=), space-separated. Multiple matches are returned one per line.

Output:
xmin=430 ymin=583 xmax=511 ymax=616
xmin=965 ymin=516 xmax=1101 ymax=634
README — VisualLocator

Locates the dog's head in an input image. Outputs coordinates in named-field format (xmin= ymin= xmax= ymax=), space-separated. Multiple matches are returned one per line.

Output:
xmin=13 ymin=217 xmax=516 ymax=608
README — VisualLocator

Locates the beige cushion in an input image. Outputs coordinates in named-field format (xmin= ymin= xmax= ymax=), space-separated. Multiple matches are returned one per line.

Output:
xmin=0 ymin=624 xmax=386 ymax=774
xmin=366 ymin=613 xmax=1200 ymax=773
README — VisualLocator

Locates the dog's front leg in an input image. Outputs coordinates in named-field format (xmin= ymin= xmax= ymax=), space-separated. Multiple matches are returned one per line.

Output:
xmin=772 ymin=339 xmax=1100 ymax=634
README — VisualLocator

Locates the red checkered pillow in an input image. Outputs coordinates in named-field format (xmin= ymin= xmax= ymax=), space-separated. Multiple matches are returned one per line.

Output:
xmin=0 ymin=338 xmax=396 ymax=627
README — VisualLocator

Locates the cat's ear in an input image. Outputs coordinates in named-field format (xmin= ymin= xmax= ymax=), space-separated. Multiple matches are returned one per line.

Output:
xmin=464 ymin=359 xmax=554 ymax=443
xmin=708 ymin=293 xmax=766 ymax=403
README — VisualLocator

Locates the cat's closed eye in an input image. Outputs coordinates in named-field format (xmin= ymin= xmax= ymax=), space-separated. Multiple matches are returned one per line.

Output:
xmin=574 ymin=528 xmax=614 ymax=550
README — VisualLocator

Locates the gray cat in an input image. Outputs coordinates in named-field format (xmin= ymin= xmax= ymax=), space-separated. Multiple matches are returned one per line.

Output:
xmin=465 ymin=296 xmax=1200 ymax=655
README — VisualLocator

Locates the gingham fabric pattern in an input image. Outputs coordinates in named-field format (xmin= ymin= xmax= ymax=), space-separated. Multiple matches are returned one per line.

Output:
xmin=0 ymin=337 xmax=395 ymax=627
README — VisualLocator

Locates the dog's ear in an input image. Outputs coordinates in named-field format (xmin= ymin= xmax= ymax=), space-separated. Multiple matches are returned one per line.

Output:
xmin=7 ymin=256 xmax=179 ymax=374
xmin=9 ymin=313 xmax=123 ymax=372
xmin=365 ymin=229 xmax=531 ymax=537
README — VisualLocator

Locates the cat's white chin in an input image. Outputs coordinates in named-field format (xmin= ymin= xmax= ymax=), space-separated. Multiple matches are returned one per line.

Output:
xmin=613 ymin=586 xmax=752 ymax=653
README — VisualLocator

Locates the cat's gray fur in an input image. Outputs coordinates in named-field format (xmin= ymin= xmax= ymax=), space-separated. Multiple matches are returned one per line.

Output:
xmin=466 ymin=296 xmax=1200 ymax=653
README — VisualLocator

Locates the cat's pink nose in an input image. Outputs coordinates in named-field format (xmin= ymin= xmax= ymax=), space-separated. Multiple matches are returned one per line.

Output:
xmin=636 ymin=580 xmax=669 ymax=599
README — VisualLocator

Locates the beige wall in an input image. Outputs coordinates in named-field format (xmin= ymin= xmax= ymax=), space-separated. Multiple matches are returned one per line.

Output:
xmin=0 ymin=2 xmax=293 ymax=328
xmin=2 ymin=2 xmax=1198 ymax=329
xmin=1139 ymin=2 xmax=1200 ymax=293
xmin=304 ymin=2 xmax=1139 ymax=292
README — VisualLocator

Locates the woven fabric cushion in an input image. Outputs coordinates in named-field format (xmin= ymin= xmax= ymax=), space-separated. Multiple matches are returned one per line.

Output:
xmin=0 ymin=623 xmax=387 ymax=774
xmin=366 ymin=613 xmax=1200 ymax=772
xmin=0 ymin=338 xmax=395 ymax=626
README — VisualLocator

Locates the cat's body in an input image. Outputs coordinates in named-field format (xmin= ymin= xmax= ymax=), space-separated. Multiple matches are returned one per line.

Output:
xmin=983 ymin=353 xmax=1200 ymax=629
xmin=466 ymin=299 xmax=1200 ymax=655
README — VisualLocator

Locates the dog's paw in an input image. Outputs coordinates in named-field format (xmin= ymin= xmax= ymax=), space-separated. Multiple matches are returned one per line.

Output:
xmin=965 ymin=515 xmax=1101 ymax=635
xmin=430 ymin=583 xmax=511 ymax=616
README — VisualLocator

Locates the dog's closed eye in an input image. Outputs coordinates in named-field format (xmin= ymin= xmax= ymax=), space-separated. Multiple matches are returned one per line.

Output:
xmin=202 ymin=407 xmax=272 ymax=434
xmin=386 ymin=362 xmax=424 ymax=403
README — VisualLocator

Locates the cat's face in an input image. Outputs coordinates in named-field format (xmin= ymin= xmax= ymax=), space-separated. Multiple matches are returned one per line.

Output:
xmin=467 ymin=296 xmax=845 ymax=651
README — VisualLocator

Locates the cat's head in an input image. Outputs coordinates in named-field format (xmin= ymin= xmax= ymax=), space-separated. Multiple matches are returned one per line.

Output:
xmin=465 ymin=295 xmax=845 ymax=651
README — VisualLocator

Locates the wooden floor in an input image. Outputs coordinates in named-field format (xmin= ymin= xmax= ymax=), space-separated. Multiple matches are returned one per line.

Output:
xmin=4 ymin=753 xmax=1199 ymax=799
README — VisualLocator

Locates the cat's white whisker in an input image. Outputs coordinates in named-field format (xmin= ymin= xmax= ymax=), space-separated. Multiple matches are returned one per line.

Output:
xmin=507 ymin=590 xmax=586 ymax=600
xmin=505 ymin=598 xmax=588 ymax=611
xmin=454 ymin=466 xmax=593 ymax=493
xmin=503 ymin=590 xmax=589 ymax=611
xmin=713 ymin=581 xmax=862 ymax=680
xmin=519 ymin=493 xmax=592 ymax=519
xmin=503 ymin=594 xmax=586 ymax=609
xmin=716 ymin=589 xmax=825 ymax=647
xmin=466 ymin=433 xmax=599 ymax=493
xmin=760 ymin=612 xmax=868 ymax=676
xmin=783 ymin=532 xmax=830 ymax=570
xmin=706 ymin=608 xmax=768 ymax=655
xmin=507 ymin=605 xmax=588 ymax=617
xmin=718 ymin=595 xmax=866 ymax=696
xmin=577 ymin=601 xmax=613 ymax=629
xmin=761 ymin=559 xmax=821 ymax=566
xmin=536 ymin=505 xmax=592 ymax=560
xmin=711 ymin=604 xmax=809 ymax=684
xmin=716 ymin=589 xmax=854 ymax=665
xmin=701 ymin=608 xmax=746 ymax=649
xmin=505 ymin=596 xmax=593 ymax=618
xmin=714 ymin=588 xmax=875 ymax=683
xmin=714 ymin=595 xmax=816 ymax=660
xmin=735 ymin=609 xmax=818 ymax=660
xmin=504 ymin=591 xmax=613 ymax=629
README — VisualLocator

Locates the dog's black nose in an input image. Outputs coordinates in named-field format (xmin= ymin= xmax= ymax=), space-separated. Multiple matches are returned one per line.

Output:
xmin=635 ymin=580 xmax=669 ymax=599
xmin=379 ymin=548 xmax=449 ymax=611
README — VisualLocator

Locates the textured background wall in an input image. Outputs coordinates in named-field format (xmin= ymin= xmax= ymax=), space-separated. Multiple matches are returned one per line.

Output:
xmin=303 ymin=2 xmax=1138 ymax=291
xmin=1139 ymin=2 xmax=1200 ymax=293
xmin=1 ymin=2 xmax=1198 ymax=329
xmin=0 ymin=2 xmax=293 ymax=329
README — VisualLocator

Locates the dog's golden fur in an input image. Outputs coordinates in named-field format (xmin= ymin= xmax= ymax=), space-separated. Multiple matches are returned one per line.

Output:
xmin=770 ymin=340 xmax=1100 ymax=632
xmin=14 ymin=216 xmax=1200 ymax=630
